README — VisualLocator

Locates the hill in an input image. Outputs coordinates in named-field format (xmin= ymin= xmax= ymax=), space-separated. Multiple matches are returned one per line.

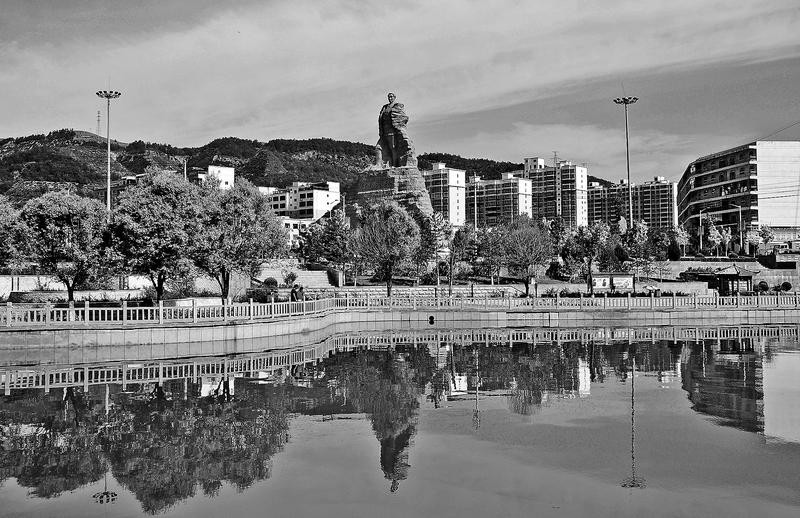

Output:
xmin=0 ymin=130 xmax=615 ymax=203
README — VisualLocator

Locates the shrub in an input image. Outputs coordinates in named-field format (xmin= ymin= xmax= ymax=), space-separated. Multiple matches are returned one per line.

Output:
xmin=262 ymin=277 xmax=278 ymax=287
xmin=282 ymin=270 xmax=298 ymax=287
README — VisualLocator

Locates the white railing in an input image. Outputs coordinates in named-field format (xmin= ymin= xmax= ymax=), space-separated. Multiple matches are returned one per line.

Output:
xmin=1 ymin=292 xmax=799 ymax=329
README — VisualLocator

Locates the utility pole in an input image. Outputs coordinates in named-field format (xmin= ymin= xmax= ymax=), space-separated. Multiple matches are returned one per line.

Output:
xmin=96 ymin=90 xmax=122 ymax=219
xmin=613 ymin=96 xmax=638 ymax=224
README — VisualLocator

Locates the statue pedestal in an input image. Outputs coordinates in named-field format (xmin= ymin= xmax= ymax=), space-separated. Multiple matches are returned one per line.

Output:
xmin=353 ymin=166 xmax=433 ymax=219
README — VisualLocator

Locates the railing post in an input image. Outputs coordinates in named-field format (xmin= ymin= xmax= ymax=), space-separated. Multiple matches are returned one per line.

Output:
xmin=604 ymin=293 xmax=607 ymax=309
xmin=192 ymin=299 xmax=198 ymax=323
xmin=556 ymin=291 xmax=560 ymax=309
xmin=366 ymin=292 xmax=371 ymax=309
xmin=627 ymin=293 xmax=631 ymax=310
xmin=650 ymin=292 xmax=654 ymax=309
xmin=223 ymin=299 xmax=228 ymax=321
xmin=84 ymin=300 xmax=90 ymax=323
xmin=715 ymin=293 xmax=720 ymax=309
xmin=249 ymin=298 xmax=254 ymax=321
xmin=45 ymin=303 xmax=51 ymax=325
xmin=69 ymin=301 xmax=75 ymax=322
xmin=484 ymin=294 xmax=488 ymax=310
xmin=122 ymin=300 xmax=128 ymax=325
xmin=345 ymin=292 xmax=350 ymax=309
xmin=736 ymin=292 xmax=740 ymax=308
xmin=694 ymin=293 xmax=698 ymax=309
xmin=672 ymin=292 xmax=676 ymax=309
xmin=158 ymin=300 xmax=164 ymax=324
xmin=579 ymin=292 xmax=583 ymax=309
xmin=4 ymin=302 xmax=10 ymax=327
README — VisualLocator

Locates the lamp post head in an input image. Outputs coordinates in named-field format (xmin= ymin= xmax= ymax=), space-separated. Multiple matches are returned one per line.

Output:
xmin=96 ymin=90 xmax=121 ymax=100
xmin=613 ymin=96 xmax=639 ymax=105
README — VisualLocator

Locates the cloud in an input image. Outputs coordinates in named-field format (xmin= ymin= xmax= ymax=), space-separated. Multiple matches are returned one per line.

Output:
xmin=1 ymin=0 xmax=798 ymax=158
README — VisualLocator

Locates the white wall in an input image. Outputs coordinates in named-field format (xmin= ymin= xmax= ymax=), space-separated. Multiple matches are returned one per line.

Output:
xmin=756 ymin=141 xmax=800 ymax=231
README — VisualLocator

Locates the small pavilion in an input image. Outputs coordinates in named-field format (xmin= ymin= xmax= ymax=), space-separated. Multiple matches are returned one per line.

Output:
xmin=714 ymin=264 xmax=759 ymax=295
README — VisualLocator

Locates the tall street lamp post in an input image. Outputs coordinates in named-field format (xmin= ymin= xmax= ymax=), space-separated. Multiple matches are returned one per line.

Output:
xmin=95 ymin=90 xmax=122 ymax=219
xmin=613 ymin=96 xmax=638 ymax=224
xmin=731 ymin=203 xmax=744 ymax=253
xmin=698 ymin=208 xmax=706 ymax=252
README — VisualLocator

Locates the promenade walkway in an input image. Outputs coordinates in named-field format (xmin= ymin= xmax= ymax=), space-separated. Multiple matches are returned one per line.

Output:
xmin=2 ymin=292 xmax=800 ymax=329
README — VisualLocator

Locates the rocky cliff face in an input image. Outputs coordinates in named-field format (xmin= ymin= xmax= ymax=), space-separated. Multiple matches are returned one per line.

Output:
xmin=351 ymin=166 xmax=433 ymax=220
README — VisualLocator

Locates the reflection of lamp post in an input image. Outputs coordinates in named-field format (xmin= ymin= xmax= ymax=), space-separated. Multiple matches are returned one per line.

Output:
xmin=472 ymin=348 xmax=481 ymax=430
xmin=621 ymin=355 xmax=646 ymax=489
xmin=613 ymin=96 xmax=638 ymax=224
xmin=95 ymin=90 xmax=122 ymax=219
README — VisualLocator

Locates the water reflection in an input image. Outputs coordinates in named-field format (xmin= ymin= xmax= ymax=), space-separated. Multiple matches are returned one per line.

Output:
xmin=1 ymin=325 xmax=799 ymax=514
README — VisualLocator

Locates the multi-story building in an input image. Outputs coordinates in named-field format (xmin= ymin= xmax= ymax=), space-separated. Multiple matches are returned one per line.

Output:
xmin=258 ymin=181 xmax=341 ymax=247
xmin=259 ymin=181 xmax=341 ymax=220
xmin=521 ymin=157 xmax=588 ymax=227
xmin=588 ymin=176 xmax=677 ymax=229
xmin=465 ymin=173 xmax=532 ymax=228
xmin=423 ymin=162 xmax=466 ymax=227
xmin=678 ymin=141 xmax=800 ymax=244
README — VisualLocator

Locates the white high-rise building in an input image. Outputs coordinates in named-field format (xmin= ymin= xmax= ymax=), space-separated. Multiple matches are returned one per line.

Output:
xmin=521 ymin=157 xmax=588 ymax=227
xmin=466 ymin=173 xmax=533 ymax=228
xmin=423 ymin=163 xmax=466 ymax=227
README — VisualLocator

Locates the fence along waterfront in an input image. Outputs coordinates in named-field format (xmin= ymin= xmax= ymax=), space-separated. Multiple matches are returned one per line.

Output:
xmin=2 ymin=292 xmax=800 ymax=328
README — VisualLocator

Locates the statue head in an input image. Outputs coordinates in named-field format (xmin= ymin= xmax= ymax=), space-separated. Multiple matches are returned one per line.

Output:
xmin=387 ymin=92 xmax=396 ymax=103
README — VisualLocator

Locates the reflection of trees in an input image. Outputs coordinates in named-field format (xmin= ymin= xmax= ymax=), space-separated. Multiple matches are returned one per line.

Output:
xmin=321 ymin=346 xmax=430 ymax=492
xmin=0 ymin=389 xmax=106 ymax=498
xmin=0 ymin=381 xmax=290 ymax=515
xmin=101 ymin=382 xmax=289 ymax=514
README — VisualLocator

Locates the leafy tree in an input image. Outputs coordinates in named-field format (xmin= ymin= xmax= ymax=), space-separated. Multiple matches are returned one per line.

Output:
xmin=746 ymin=229 xmax=762 ymax=256
xmin=503 ymin=217 xmax=552 ymax=297
xmin=0 ymin=195 xmax=20 ymax=270
xmin=192 ymin=179 xmax=288 ymax=301
xmin=671 ymin=224 xmax=690 ymax=257
xmin=564 ymin=221 xmax=611 ymax=294
xmin=706 ymin=219 xmax=722 ymax=256
xmin=758 ymin=225 xmax=775 ymax=246
xmin=413 ymin=212 xmax=451 ymax=285
xmin=719 ymin=227 xmax=732 ymax=255
xmin=351 ymin=201 xmax=420 ymax=296
xmin=623 ymin=220 xmax=651 ymax=283
xmin=19 ymin=192 xmax=109 ymax=301
xmin=475 ymin=226 xmax=506 ymax=284
xmin=448 ymin=225 xmax=477 ymax=296
xmin=112 ymin=172 xmax=201 ymax=302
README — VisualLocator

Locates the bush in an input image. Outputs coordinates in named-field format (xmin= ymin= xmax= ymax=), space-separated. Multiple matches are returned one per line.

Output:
xmin=781 ymin=281 xmax=792 ymax=292
xmin=246 ymin=287 xmax=278 ymax=303
xmin=282 ymin=270 xmax=298 ymax=287
xmin=262 ymin=277 xmax=278 ymax=287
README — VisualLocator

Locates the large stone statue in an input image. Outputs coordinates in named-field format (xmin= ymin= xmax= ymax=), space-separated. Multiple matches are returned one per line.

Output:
xmin=378 ymin=92 xmax=416 ymax=168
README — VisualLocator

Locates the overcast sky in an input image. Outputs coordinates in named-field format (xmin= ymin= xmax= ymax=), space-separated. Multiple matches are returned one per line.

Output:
xmin=2 ymin=0 xmax=799 ymax=182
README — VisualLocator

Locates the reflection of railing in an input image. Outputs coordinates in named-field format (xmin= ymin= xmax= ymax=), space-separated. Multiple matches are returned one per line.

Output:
xmin=2 ymin=292 xmax=800 ymax=328
xmin=4 ymin=324 xmax=795 ymax=393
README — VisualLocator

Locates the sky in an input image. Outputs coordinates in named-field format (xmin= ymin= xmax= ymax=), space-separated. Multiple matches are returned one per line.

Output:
xmin=2 ymin=0 xmax=800 ymax=183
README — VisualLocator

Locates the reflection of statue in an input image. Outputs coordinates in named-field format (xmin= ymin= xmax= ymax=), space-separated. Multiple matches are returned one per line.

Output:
xmin=378 ymin=92 xmax=416 ymax=168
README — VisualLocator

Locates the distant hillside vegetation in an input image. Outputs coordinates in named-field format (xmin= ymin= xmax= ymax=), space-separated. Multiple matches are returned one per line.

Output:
xmin=0 ymin=131 xmax=615 ymax=202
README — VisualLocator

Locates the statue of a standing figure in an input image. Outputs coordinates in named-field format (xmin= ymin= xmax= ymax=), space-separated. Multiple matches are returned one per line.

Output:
xmin=378 ymin=92 xmax=416 ymax=168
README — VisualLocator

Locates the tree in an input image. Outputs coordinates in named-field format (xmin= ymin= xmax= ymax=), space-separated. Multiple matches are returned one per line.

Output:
xmin=564 ymin=221 xmax=611 ymax=294
xmin=351 ymin=201 xmax=420 ymax=296
xmin=503 ymin=217 xmax=552 ymax=297
xmin=299 ymin=208 xmax=351 ymax=272
xmin=623 ymin=220 xmax=650 ymax=284
xmin=112 ymin=172 xmax=201 ymax=302
xmin=412 ymin=213 xmax=451 ymax=284
xmin=672 ymin=224 xmax=689 ymax=257
xmin=758 ymin=225 xmax=775 ymax=247
xmin=448 ymin=225 xmax=477 ymax=296
xmin=19 ymin=192 xmax=109 ymax=302
xmin=0 ymin=196 xmax=20 ymax=271
xmin=719 ymin=227 xmax=732 ymax=255
xmin=746 ymin=229 xmax=762 ymax=256
xmin=192 ymin=179 xmax=288 ymax=302
xmin=706 ymin=220 xmax=722 ymax=256
xmin=475 ymin=226 xmax=506 ymax=285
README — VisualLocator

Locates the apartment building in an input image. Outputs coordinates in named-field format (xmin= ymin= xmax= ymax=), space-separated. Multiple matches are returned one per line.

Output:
xmin=258 ymin=181 xmax=341 ymax=247
xmin=521 ymin=157 xmax=588 ymax=227
xmin=423 ymin=162 xmax=466 ymax=227
xmin=465 ymin=173 xmax=532 ymax=227
xmin=588 ymin=176 xmax=677 ymax=229
xmin=678 ymin=141 xmax=800 ymax=243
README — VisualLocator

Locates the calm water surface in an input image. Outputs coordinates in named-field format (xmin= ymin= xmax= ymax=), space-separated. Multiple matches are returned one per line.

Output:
xmin=1 ymin=326 xmax=800 ymax=517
